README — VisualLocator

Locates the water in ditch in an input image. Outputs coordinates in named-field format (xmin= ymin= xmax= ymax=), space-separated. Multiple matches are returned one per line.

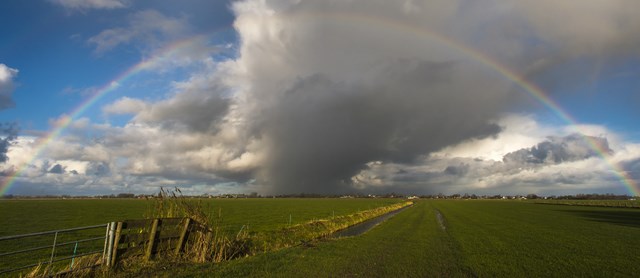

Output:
xmin=330 ymin=205 xmax=411 ymax=238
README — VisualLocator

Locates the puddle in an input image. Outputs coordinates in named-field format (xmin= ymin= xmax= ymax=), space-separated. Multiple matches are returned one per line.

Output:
xmin=330 ymin=205 xmax=411 ymax=238
xmin=435 ymin=209 xmax=446 ymax=231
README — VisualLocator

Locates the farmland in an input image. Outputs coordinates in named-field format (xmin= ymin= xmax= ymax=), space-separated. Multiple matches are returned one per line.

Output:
xmin=159 ymin=200 xmax=640 ymax=277
xmin=0 ymin=198 xmax=403 ymax=236
xmin=0 ymin=198 xmax=405 ymax=276
xmin=534 ymin=199 xmax=640 ymax=208
xmin=2 ymin=198 xmax=640 ymax=277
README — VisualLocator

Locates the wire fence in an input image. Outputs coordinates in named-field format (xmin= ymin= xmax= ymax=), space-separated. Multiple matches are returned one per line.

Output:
xmin=0 ymin=224 xmax=108 ymax=276
xmin=0 ymin=218 xmax=207 ymax=276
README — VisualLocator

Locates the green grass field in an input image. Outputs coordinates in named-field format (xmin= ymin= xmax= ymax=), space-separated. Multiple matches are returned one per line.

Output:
xmin=534 ymin=199 xmax=640 ymax=208
xmin=0 ymin=198 xmax=403 ymax=276
xmin=0 ymin=198 xmax=402 ymax=236
xmin=3 ymin=199 xmax=640 ymax=277
xmin=160 ymin=200 xmax=640 ymax=277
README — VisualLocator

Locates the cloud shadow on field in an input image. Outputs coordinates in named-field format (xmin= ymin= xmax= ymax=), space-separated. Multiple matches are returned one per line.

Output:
xmin=560 ymin=209 xmax=640 ymax=228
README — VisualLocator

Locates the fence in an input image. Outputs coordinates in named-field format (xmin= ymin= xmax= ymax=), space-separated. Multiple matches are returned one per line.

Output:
xmin=108 ymin=217 xmax=200 ymax=265
xmin=0 ymin=224 xmax=108 ymax=276
xmin=0 ymin=217 xmax=207 ymax=276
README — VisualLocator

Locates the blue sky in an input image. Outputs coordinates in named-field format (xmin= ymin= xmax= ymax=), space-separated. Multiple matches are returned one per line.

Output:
xmin=1 ymin=0 xmax=639 ymax=196
xmin=0 ymin=0 xmax=235 ymax=131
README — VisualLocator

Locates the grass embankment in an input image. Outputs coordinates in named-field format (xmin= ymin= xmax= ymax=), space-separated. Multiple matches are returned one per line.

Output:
xmin=168 ymin=200 xmax=640 ymax=277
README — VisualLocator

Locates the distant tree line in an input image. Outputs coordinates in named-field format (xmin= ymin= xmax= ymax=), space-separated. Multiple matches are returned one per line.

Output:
xmin=416 ymin=193 xmax=636 ymax=200
xmin=551 ymin=193 xmax=633 ymax=200
xmin=1 ymin=192 xmax=635 ymax=199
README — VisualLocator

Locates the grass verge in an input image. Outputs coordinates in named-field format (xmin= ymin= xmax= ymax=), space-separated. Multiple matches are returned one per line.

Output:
xmin=161 ymin=201 xmax=469 ymax=277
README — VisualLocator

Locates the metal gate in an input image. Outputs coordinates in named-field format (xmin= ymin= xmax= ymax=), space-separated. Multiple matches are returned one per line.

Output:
xmin=0 ymin=223 xmax=110 ymax=276
xmin=0 ymin=218 xmax=194 ymax=276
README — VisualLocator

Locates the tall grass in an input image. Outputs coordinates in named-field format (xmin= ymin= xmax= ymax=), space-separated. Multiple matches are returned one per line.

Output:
xmin=144 ymin=187 xmax=210 ymax=224
xmin=19 ymin=254 xmax=103 ymax=278
xmin=143 ymin=188 xmax=412 ymax=263
xmin=143 ymin=187 xmax=250 ymax=264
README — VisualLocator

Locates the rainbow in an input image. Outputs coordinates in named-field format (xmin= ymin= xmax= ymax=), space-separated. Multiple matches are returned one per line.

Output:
xmin=2 ymin=12 xmax=638 ymax=196
xmin=308 ymin=12 xmax=639 ymax=196
xmin=0 ymin=33 xmax=227 ymax=195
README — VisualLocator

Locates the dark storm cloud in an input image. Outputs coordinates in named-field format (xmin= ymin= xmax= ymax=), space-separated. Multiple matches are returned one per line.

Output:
xmin=86 ymin=161 xmax=110 ymax=176
xmin=136 ymin=89 xmax=230 ymax=133
xmin=622 ymin=158 xmax=640 ymax=180
xmin=0 ymin=123 xmax=18 ymax=163
xmin=256 ymin=60 xmax=503 ymax=193
xmin=444 ymin=164 xmax=470 ymax=176
xmin=503 ymin=134 xmax=611 ymax=165
xmin=49 ymin=164 xmax=65 ymax=174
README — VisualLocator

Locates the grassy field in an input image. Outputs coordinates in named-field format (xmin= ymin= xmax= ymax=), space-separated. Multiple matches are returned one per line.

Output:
xmin=159 ymin=200 xmax=640 ymax=277
xmin=0 ymin=198 xmax=403 ymax=276
xmin=0 ymin=198 xmax=402 ymax=236
xmin=432 ymin=200 xmax=640 ymax=276
xmin=534 ymin=199 xmax=640 ymax=208
xmin=3 ymin=199 xmax=639 ymax=277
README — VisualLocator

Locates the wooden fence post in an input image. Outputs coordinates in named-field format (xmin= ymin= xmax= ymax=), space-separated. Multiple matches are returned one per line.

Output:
xmin=110 ymin=222 xmax=123 ymax=267
xmin=175 ymin=218 xmax=191 ymax=256
xmin=145 ymin=219 xmax=160 ymax=261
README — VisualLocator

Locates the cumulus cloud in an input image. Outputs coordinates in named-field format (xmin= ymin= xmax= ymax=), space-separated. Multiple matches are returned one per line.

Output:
xmin=103 ymin=97 xmax=147 ymax=115
xmin=228 ymin=1 xmax=528 ymax=193
xmin=49 ymin=164 xmax=65 ymax=174
xmin=0 ymin=65 xmax=18 ymax=167
xmin=0 ymin=123 xmax=18 ymax=164
xmin=132 ymin=89 xmax=230 ymax=133
xmin=8 ymin=0 xmax=640 ymax=196
xmin=1 ymin=62 xmax=242 ymax=195
xmin=352 ymin=130 xmax=638 ymax=196
xmin=48 ymin=0 xmax=128 ymax=10
xmin=223 ymin=0 xmax=640 ymax=194
xmin=503 ymin=134 xmax=611 ymax=165
xmin=0 ymin=63 xmax=18 ymax=110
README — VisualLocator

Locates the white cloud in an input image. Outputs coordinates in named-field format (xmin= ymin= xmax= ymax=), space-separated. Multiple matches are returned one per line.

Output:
xmin=350 ymin=116 xmax=640 ymax=195
xmin=88 ymin=10 xmax=190 ymax=54
xmin=103 ymin=97 xmax=147 ymax=115
xmin=0 ymin=63 xmax=18 ymax=110
xmin=48 ymin=0 xmax=128 ymax=10
xmin=0 ymin=64 xmax=18 ymax=83
xmin=434 ymin=114 xmax=555 ymax=161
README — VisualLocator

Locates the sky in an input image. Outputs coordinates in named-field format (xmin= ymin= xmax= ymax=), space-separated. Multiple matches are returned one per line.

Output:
xmin=1 ymin=0 xmax=640 ymax=197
